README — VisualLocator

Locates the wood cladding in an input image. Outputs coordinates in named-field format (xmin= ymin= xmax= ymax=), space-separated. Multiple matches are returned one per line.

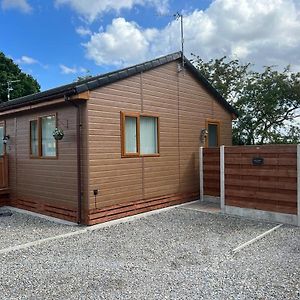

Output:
xmin=0 ymin=193 xmax=9 ymax=207
xmin=87 ymin=61 xmax=232 ymax=214
xmin=0 ymin=155 xmax=8 ymax=189
xmin=203 ymin=148 xmax=220 ymax=196
xmin=224 ymin=145 xmax=297 ymax=215
xmin=3 ymin=104 xmax=79 ymax=221
xmin=1 ymin=61 xmax=233 ymax=224
xmin=87 ymin=192 xmax=199 ymax=225
xmin=11 ymin=198 xmax=77 ymax=222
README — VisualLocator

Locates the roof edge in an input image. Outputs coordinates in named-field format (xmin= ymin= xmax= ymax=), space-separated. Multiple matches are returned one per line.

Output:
xmin=0 ymin=52 xmax=181 ymax=112
xmin=0 ymin=51 xmax=237 ymax=117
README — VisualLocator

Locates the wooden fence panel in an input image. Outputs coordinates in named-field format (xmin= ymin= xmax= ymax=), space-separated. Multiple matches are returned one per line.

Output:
xmin=203 ymin=148 xmax=220 ymax=197
xmin=224 ymin=145 xmax=297 ymax=215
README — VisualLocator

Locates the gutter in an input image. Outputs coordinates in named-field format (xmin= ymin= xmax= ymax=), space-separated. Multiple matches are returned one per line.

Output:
xmin=65 ymin=94 xmax=82 ymax=224
xmin=0 ymin=89 xmax=77 ymax=112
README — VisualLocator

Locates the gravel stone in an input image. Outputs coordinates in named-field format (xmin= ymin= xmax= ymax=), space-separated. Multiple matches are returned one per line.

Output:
xmin=0 ymin=207 xmax=299 ymax=299
xmin=0 ymin=207 xmax=78 ymax=249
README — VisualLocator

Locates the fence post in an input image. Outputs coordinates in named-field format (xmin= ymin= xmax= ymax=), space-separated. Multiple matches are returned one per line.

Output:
xmin=220 ymin=145 xmax=225 ymax=211
xmin=297 ymin=144 xmax=300 ymax=226
xmin=199 ymin=147 xmax=203 ymax=201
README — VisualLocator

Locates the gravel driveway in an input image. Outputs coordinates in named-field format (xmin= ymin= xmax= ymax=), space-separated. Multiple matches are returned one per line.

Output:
xmin=0 ymin=208 xmax=78 ymax=250
xmin=0 ymin=206 xmax=299 ymax=299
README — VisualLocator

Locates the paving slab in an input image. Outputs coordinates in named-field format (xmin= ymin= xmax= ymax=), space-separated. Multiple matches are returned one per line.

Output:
xmin=181 ymin=200 xmax=221 ymax=213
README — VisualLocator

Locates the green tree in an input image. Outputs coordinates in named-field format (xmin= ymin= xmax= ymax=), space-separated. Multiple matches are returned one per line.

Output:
xmin=0 ymin=52 xmax=40 ymax=102
xmin=191 ymin=54 xmax=250 ymax=102
xmin=234 ymin=66 xmax=300 ymax=144
xmin=191 ymin=54 xmax=300 ymax=145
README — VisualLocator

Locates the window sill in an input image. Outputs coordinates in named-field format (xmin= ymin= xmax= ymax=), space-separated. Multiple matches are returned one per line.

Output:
xmin=30 ymin=155 xmax=58 ymax=160
xmin=140 ymin=154 xmax=160 ymax=157
xmin=121 ymin=153 xmax=160 ymax=158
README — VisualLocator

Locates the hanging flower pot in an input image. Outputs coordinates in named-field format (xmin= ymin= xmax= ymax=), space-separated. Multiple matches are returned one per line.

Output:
xmin=53 ymin=128 xmax=64 ymax=140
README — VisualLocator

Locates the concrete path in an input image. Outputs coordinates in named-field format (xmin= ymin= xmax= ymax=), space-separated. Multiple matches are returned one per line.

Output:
xmin=181 ymin=200 xmax=221 ymax=213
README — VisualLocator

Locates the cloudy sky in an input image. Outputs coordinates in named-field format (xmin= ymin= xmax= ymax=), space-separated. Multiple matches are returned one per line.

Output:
xmin=1 ymin=0 xmax=300 ymax=90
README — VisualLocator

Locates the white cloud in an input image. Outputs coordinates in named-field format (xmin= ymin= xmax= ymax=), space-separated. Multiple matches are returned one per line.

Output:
xmin=1 ymin=0 xmax=32 ymax=13
xmin=55 ymin=0 xmax=168 ymax=22
xmin=84 ymin=18 xmax=158 ymax=66
xmin=76 ymin=26 xmax=92 ymax=36
xmin=59 ymin=64 xmax=87 ymax=75
xmin=59 ymin=65 xmax=77 ymax=74
xmin=83 ymin=0 xmax=300 ymax=71
xmin=16 ymin=55 xmax=38 ymax=65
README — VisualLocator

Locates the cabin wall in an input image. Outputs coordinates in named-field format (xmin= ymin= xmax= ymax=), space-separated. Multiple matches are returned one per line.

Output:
xmin=3 ymin=103 xmax=82 ymax=222
xmin=86 ymin=61 xmax=232 ymax=224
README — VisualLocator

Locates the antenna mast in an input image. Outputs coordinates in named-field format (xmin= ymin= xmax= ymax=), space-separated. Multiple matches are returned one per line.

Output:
xmin=6 ymin=80 xmax=20 ymax=101
xmin=174 ymin=12 xmax=184 ymax=67
xmin=157 ymin=11 xmax=185 ymax=68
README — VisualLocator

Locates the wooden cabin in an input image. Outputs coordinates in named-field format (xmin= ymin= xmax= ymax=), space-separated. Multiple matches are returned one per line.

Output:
xmin=0 ymin=52 xmax=236 ymax=225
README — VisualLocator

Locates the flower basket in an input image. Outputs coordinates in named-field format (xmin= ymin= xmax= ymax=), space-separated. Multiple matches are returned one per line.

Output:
xmin=53 ymin=128 xmax=64 ymax=140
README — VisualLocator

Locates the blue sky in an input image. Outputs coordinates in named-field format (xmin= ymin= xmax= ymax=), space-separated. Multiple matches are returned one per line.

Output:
xmin=1 ymin=0 xmax=300 ymax=91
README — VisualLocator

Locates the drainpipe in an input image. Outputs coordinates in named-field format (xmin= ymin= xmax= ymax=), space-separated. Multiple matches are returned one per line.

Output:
xmin=65 ymin=95 xmax=82 ymax=224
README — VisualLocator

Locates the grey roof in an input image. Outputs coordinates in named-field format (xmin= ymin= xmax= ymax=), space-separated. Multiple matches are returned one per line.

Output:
xmin=0 ymin=52 xmax=237 ymax=116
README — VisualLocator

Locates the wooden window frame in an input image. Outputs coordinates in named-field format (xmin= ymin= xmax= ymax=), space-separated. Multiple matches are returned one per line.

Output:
xmin=0 ymin=121 xmax=5 ymax=155
xmin=121 ymin=112 xmax=160 ymax=158
xmin=205 ymin=119 xmax=221 ymax=148
xmin=30 ymin=114 xmax=58 ymax=159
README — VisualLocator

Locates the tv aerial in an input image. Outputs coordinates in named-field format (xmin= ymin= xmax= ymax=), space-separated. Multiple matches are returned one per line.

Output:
xmin=157 ymin=11 xmax=185 ymax=68
xmin=5 ymin=80 xmax=20 ymax=101
xmin=173 ymin=12 xmax=184 ymax=68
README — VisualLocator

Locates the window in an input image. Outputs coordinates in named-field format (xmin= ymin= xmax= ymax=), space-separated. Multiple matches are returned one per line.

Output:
xmin=125 ymin=116 xmax=138 ymax=154
xmin=121 ymin=112 xmax=159 ymax=157
xmin=41 ymin=115 xmax=56 ymax=156
xmin=30 ymin=120 xmax=38 ymax=156
xmin=206 ymin=120 xmax=220 ymax=147
xmin=140 ymin=116 xmax=158 ymax=154
xmin=30 ymin=115 xmax=57 ymax=158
